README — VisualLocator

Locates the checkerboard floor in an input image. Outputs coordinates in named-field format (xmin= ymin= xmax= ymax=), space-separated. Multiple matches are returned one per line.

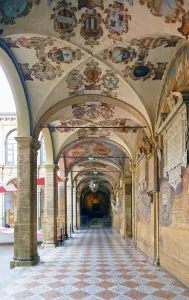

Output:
xmin=0 ymin=228 xmax=188 ymax=299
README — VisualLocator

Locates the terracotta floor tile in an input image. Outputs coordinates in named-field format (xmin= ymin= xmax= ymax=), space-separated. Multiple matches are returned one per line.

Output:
xmin=12 ymin=290 xmax=34 ymax=300
xmin=40 ymin=290 xmax=63 ymax=299
xmin=125 ymin=290 xmax=148 ymax=299
xmin=96 ymin=290 xmax=119 ymax=299
xmin=153 ymin=290 xmax=176 ymax=299
xmin=68 ymin=290 xmax=89 ymax=299
xmin=147 ymin=281 xmax=166 ymax=289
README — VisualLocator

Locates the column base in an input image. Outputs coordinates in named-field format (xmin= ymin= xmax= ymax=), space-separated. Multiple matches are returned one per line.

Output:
xmin=10 ymin=254 xmax=40 ymax=269
xmin=154 ymin=258 xmax=160 ymax=266
xmin=41 ymin=243 xmax=58 ymax=248
xmin=132 ymin=240 xmax=137 ymax=247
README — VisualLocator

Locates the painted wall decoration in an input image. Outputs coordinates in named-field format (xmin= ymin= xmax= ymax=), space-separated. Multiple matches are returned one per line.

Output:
xmin=3 ymin=36 xmax=54 ymax=49
xmin=66 ymin=63 xmax=119 ymax=97
xmin=104 ymin=0 xmax=131 ymax=43
xmin=50 ymin=0 xmax=77 ymax=41
xmin=139 ymin=0 xmax=189 ymax=38
xmin=31 ymin=62 xmax=63 ymax=81
xmin=51 ymin=119 xmax=87 ymax=132
xmin=19 ymin=63 xmax=33 ymax=81
xmin=137 ymin=191 xmax=151 ymax=222
xmin=78 ymin=0 xmax=104 ymax=10
xmin=79 ymin=9 xmax=103 ymax=47
xmin=130 ymin=36 xmax=181 ymax=49
xmin=0 ymin=0 xmax=40 ymax=25
xmin=103 ymin=46 xmax=137 ymax=64
xmin=3 ymin=36 xmax=84 ymax=82
xmin=84 ymin=61 xmax=102 ymax=90
xmin=123 ymin=62 xmax=167 ymax=81
xmin=159 ymin=180 xmax=174 ymax=226
xmin=101 ymin=36 xmax=180 ymax=81
xmin=48 ymin=47 xmax=82 ymax=63
xmin=77 ymin=127 xmax=111 ymax=139
xmin=182 ymin=167 xmax=189 ymax=225
xmin=136 ymin=129 xmax=153 ymax=159
xmin=100 ymin=118 xmax=139 ymax=133
xmin=158 ymin=44 xmax=189 ymax=119
xmin=66 ymin=70 xmax=84 ymax=96
xmin=64 ymin=141 xmax=126 ymax=169
xmin=72 ymin=102 xmax=115 ymax=119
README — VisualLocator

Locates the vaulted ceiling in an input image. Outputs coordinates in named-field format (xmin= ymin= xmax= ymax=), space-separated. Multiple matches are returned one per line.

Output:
xmin=1 ymin=0 xmax=188 ymax=190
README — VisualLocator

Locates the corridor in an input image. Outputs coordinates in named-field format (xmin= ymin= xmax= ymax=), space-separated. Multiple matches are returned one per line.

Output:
xmin=0 ymin=228 xmax=188 ymax=300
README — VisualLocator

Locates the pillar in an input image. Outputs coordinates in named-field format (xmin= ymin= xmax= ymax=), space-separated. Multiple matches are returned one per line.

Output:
xmin=64 ymin=178 xmax=68 ymax=238
xmin=10 ymin=137 xmax=40 ymax=268
xmin=57 ymin=179 xmax=65 ymax=235
xmin=132 ymin=164 xmax=137 ymax=246
xmin=67 ymin=184 xmax=72 ymax=237
xmin=41 ymin=165 xmax=58 ymax=248
xmin=72 ymin=184 xmax=77 ymax=231
xmin=154 ymin=150 xmax=160 ymax=265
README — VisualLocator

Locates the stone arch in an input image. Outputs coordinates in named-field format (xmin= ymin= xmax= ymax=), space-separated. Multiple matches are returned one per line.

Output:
xmin=0 ymin=40 xmax=32 ymax=136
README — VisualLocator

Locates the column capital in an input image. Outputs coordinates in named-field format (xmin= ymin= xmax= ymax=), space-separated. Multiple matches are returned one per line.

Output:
xmin=45 ymin=164 xmax=59 ymax=172
xmin=15 ymin=137 xmax=40 ymax=151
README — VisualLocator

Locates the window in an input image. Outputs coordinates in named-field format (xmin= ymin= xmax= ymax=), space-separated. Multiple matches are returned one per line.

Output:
xmin=5 ymin=130 xmax=17 ymax=165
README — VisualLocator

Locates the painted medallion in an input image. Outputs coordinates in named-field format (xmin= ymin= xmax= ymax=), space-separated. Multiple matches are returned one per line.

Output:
xmin=0 ymin=0 xmax=37 ymax=25
xmin=51 ymin=1 xmax=77 ymax=40
xmin=66 ymin=70 xmax=83 ymax=90
xmin=102 ymin=72 xmax=119 ymax=90
xmin=123 ymin=62 xmax=155 ymax=81
xmin=103 ymin=46 xmax=136 ymax=64
xmin=79 ymin=9 xmax=103 ymax=47
xmin=48 ymin=47 xmax=82 ymax=64
xmin=31 ymin=62 xmax=63 ymax=81
xmin=104 ymin=0 xmax=131 ymax=43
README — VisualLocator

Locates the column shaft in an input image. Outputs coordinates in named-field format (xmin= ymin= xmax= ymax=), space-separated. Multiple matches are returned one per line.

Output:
xmin=10 ymin=137 xmax=40 ymax=268
xmin=42 ymin=165 xmax=58 ymax=248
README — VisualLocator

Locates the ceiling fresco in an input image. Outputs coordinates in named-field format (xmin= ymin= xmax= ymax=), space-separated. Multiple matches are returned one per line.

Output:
xmin=63 ymin=140 xmax=126 ymax=169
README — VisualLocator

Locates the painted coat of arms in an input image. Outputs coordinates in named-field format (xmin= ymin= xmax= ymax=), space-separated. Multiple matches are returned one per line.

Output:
xmin=104 ymin=0 xmax=131 ymax=43
xmin=31 ymin=62 xmax=63 ymax=81
xmin=0 ymin=0 xmax=40 ymax=25
xmin=79 ymin=9 xmax=103 ymax=47
xmin=103 ymin=46 xmax=137 ymax=64
xmin=78 ymin=0 xmax=104 ymax=10
xmin=102 ymin=71 xmax=119 ymax=90
xmin=51 ymin=0 xmax=77 ymax=41
xmin=66 ymin=70 xmax=84 ymax=96
xmin=84 ymin=60 xmax=101 ymax=90
xmin=48 ymin=47 xmax=82 ymax=64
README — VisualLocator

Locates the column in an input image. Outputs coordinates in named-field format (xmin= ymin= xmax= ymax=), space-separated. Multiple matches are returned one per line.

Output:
xmin=132 ymin=164 xmax=137 ymax=247
xmin=41 ymin=165 xmax=58 ymax=248
xmin=64 ymin=178 xmax=68 ymax=238
xmin=57 ymin=180 xmax=65 ymax=235
xmin=10 ymin=137 xmax=40 ymax=268
xmin=67 ymin=184 xmax=72 ymax=237
xmin=154 ymin=149 xmax=160 ymax=265
xmin=72 ymin=184 xmax=77 ymax=231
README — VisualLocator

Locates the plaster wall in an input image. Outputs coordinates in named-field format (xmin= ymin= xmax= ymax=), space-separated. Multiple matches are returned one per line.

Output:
xmin=159 ymin=106 xmax=189 ymax=286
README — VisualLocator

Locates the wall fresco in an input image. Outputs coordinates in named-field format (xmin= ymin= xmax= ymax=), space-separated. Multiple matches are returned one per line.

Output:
xmin=159 ymin=180 xmax=174 ymax=226
xmin=139 ymin=0 xmax=189 ymax=38
xmin=0 ymin=0 xmax=40 ymax=25
xmin=64 ymin=140 xmax=126 ymax=169
xmin=77 ymin=127 xmax=111 ymax=139
xmin=136 ymin=161 xmax=151 ymax=223
xmin=72 ymin=102 xmax=114 ymax=119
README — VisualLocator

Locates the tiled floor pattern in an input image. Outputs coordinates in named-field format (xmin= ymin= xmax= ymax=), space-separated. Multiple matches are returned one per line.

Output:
xmin=0 ymin=228 xmax=189 ymax=300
